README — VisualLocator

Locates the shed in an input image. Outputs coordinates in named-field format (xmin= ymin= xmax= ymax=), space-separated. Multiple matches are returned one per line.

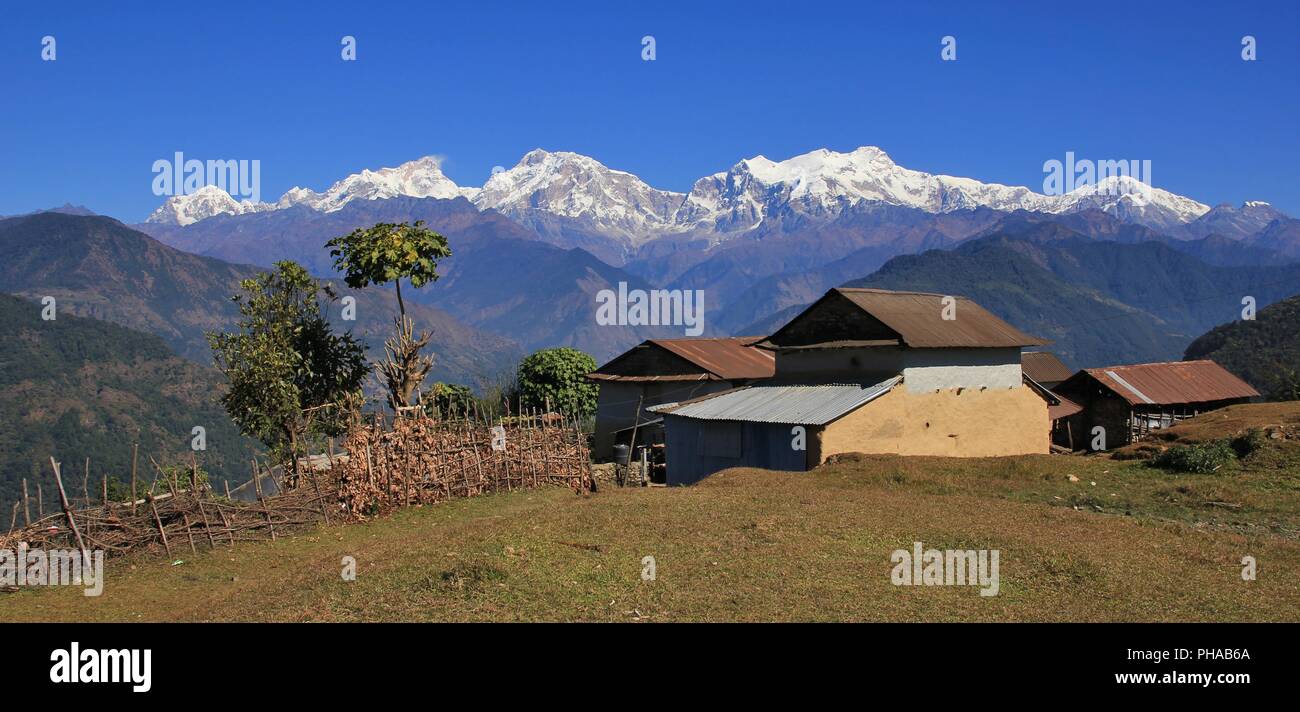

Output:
xmin=586 ymin=336 xmax=775 ymax=459
xmin=1052 ymin=359 xmax=1260 ymax=449
xmin=650 ymin=379 xmax=898 ymax=485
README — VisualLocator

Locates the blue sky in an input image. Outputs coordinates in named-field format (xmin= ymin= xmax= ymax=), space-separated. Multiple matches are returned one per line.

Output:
xmin=2 ymin=0 xmax=1298 ymax=220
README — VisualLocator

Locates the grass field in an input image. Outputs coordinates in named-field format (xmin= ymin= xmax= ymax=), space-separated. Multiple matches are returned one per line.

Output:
xmin=2 ymin=404 xmax=1298 ymax=622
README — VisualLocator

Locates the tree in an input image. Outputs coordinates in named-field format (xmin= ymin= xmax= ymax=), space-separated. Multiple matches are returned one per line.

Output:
xmin=326 ymin=221 xmax=452 ymax=412
xmin=517 ymin=348 xmax=598 ymax=417
xmin=426 ymin=382 xmax=475 ymax=416
xmin=207 ymin=261 xmax=368 ymax=477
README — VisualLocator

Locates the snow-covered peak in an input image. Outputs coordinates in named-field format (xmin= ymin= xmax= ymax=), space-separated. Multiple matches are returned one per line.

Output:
xmin=1048 ymin=175 xmax=1210 ymax=231
xmin=474 ymin=149 xmax=685 ymax=242
xmin=291 ymin=155 xmax=478 ymax=212
xmin=145 ymin=185 xmax=272 ymax=226
xmin=676 ymin=146 xmax=1058 ymax=231
xmin=144 ymin=146 xmax=1246 ymax=242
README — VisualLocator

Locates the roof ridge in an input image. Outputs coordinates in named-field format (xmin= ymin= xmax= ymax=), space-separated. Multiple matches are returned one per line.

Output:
xmin=1087 ymin=359 xmax=1218 ymax=371
xmin=835 ymin=287 xmax=957 ymax=298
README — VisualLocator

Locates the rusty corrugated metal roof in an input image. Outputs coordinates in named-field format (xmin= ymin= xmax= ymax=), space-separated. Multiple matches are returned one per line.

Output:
xmin=834 ymin=288 xmax=1047 ymax=348
xmin=1080 ymin=360 xmax=1260 ymax=407
xmin=1048 ymin=393 xmax=1084 ymax=420
xmin=1022 ymin=351 xmax=1074 ymax=383
xmin=647 ymin=337 xmax=775 ymax=380
xmin=586 ymin=373 xmax=712 ymax=383
xmin=586 ymin=336 xmax=774 ymax=383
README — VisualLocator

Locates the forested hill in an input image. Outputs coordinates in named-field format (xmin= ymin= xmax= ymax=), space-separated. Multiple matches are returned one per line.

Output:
xmin=1184 ymin=293 xmax=1300 ymax=401
xmin=0 ymin=293 xmax=255 ymax=508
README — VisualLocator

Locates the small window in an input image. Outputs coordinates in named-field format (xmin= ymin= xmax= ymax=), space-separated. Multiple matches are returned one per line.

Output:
xmin=700 ymin=421 xmax=742 ymax=458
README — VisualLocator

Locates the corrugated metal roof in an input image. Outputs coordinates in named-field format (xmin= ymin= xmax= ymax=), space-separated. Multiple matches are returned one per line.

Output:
xmin=1081 ymin=360 xmax=1260 ymax=407
xmin=1048 ymin=393 xmax=1084 ymax=420
xmin=649 ymin=377 xmax=900 ymax=425
xmin=833 ymin=288 xmax=1047 ymax=348
xmin=1022 ymin=351 xmax=1074 ymax=383
xmin=649 ymin=337 xmax=775 ymax=380
xmin=586 ymin=372 xmax=711 ymax=383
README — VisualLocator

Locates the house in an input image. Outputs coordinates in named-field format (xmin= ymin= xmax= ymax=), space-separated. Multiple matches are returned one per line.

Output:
xmin=1052 ymin=359 xmax=1260 ymax=449
xmin=648 ymin=288 xmax=1055 ymax=484
xmin=585 ymin=337 xmax=775 ymax=460
xmin=1021 ymin=351 xmax=1074 ymax=390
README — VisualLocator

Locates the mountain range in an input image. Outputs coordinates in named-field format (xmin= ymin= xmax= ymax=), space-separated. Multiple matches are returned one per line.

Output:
xmin=3 ymin=144 xmax=1286 ymax=384
xmin=147 ymin=146 xmax=1297 ymax=266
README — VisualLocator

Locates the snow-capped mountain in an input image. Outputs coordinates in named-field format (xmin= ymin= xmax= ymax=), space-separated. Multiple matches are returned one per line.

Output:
xmin=146 ymin=185 xmax=274 ymax=226
xmin=146 ymin=156 xmax=475 ymax=226
xmin=278 ymin=155 xmax=476 ymax=212
xmin=674 ymin=146 xmax=1060 ymax=233
xmin=473 ymin=149 xmax=684 ymax=244
xmin=1046 ymin=175 xmax=1211 ymax=234
xmin=147 ymin=146 xmax=1249 ymax=242
xmin=673 ymin=147 xmax=1215 ymax=236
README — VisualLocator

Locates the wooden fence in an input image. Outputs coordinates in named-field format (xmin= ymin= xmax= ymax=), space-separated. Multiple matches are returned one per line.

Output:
xmin=1 ymin=412 xmax=592 ymax=563
xmin=333 ymin=410 xmax=592 ymax=518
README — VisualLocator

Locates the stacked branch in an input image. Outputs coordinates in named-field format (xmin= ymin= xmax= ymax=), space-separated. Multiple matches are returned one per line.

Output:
xmin=333 ymin=409 xmax=592 ymax=519
xmin=1 ymin=459 xmax=336 ymax=559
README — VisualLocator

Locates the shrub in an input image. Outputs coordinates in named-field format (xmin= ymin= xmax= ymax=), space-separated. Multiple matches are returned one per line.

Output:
xmin=517 ymin=347 xmax=598 ymax=417
xmin=1152 ymin=440 xmax=1236 ymax=474
xmin=1230 ymin=428 xmax=1267 ymax=458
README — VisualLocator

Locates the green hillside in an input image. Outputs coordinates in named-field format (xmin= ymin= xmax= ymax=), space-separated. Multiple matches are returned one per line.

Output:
xmin=0 ymin=212 xmax=522 ymax=389
xmin=1185 ymin=293 xmax=1300 ymax=400
xmin=0 ymin=293 xmax=257 ymax=508
xmin=838 ymin=231 xmax=1300 ymax=368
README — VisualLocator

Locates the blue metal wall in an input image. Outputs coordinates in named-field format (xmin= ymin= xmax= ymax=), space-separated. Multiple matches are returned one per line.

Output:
xmin=662 ymin=415 xmax=811 ymax=486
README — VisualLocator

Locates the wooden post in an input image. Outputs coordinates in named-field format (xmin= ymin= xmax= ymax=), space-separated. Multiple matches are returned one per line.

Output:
xmin=217 ymin=504 xmax=235 ymax=546
xmin=37 ymin=483 xmax=43 ymax=518
xmin=196 ymin=499 xmax=217 ymax=549
xmin=101 ymin=475 xmax=107 ymax=505
xmin=180 ymin=513 xmax=197 ymax=554
xmin=82 ymin=457 xmax=90 ymax=507
xmin=49 ymin=458 xmax=91 ymax=568
xmin=21 ymin=479 xmax=31 ymax=526
xmin=224 ymin=480 xmax=231 ymax=500
xmin=251 ymin=459 xmax=275 ymax=540
xmin=148 ymin=497 xmax=171 ymax=556
xmin=7 ymin=501 xmax=18 ymax=536
xmin=130 ymin=443 xmax=138 ymax=515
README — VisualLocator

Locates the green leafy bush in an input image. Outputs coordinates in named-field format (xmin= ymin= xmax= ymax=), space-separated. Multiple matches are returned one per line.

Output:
xmin=517 ymin=347 xmax=598 ymax=417
xmin=1152 ymin=440 xmax=1236 ymax=474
